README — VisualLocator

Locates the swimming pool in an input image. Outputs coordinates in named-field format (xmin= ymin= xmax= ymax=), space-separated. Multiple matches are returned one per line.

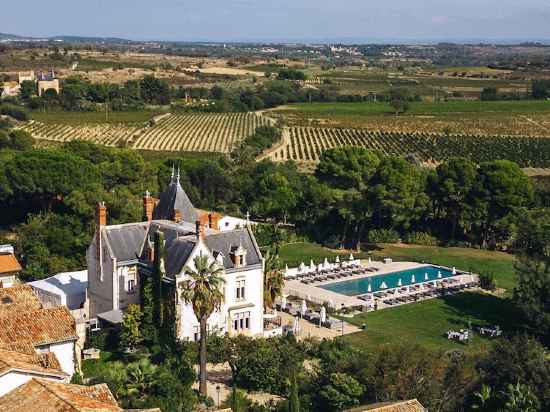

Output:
xmin=318 ymin=265 xmax=454 ymax=296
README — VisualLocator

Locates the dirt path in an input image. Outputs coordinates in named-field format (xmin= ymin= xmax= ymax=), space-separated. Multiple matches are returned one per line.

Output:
xmin=192 ymin=363 xmax=282 ymax=407
xmin=520 ymin=115 xmax=549 ymax=132
xmin=256 ymin=127 xmax=290 ymax=161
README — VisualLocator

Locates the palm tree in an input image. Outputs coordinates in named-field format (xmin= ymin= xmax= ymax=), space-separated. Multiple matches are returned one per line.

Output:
xmin=179 ymin=254 xmax=225 ymax=396
xmin=126 ymin=358 xmax=158 ymax=402
xmin=263 ymin=250 xmax=285 ymax=310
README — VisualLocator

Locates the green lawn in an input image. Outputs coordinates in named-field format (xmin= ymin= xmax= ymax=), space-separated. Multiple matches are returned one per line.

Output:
xmin=82 ymin=350 xmax=117 ymax=378
xmin=342 ymin=291 xmax=523 ymax=353
xmin=278 ymin=242 xmax=368 ymax=267
xmin=31 ymin=110 xmax=161 ymax=125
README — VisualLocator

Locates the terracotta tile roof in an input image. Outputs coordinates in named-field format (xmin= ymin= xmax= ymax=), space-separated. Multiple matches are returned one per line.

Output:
xmin=0 ymin=348 xmax=66 ymax=378
xmin=0 ymin=254 xmax=22 ymax=274
xmin=0 ymin=285 xmax=42 ymax=316
xmin=0 ymin=378 xmax=162 ymax=411
xmin=0 ymin=306 xmax=78 ymax=347
xmin=0 ymin=342 xmax=37 ymax=354
xmin=345 ymin=399 xmax=425 ymax=412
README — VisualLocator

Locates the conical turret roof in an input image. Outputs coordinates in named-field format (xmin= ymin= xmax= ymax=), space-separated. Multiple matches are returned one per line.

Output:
xmin=153 ymin=170 xmax=198 ymax=223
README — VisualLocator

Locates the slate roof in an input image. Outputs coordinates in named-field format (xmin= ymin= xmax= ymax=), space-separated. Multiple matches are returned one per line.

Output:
xmin=0 ymin=306 xmax=78 ymax=347
xmin=0 ymin=348 xmax=66 ymax=378
xmin=0 ymin=285 xmax=42 ymax=317
xmin=153 ymin=178 xmax=198 ymax=223
xmin=164 ymin=237 xmax=197 ymax=277
xmin=0 ymin=253 xmax=22 ymax=274
xmin=205 ymin=227 xmax=262 ymax=270
xmin=141 ymin=223 xmax=261 ymax=276
xmin=0 ymin=378 xmax=161 ymax=412
xmin=103 ymin=223 xmax=149 ymax=262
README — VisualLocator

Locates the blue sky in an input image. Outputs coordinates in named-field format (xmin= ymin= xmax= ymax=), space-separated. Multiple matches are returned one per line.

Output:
xmin=3 ymin=0 xmax=550 ymax=42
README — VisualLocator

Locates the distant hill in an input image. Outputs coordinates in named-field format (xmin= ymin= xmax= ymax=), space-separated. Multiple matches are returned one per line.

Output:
xmin=0 ymin=32 xmax=31 ymax=40
xmin=0 ymin=32 xmax=134 ymax=44
xmin=50 ymin=35 xmax=135 ymax=44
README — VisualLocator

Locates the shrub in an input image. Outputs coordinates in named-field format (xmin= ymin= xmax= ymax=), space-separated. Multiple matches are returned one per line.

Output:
xmin=479 ymin=272 xmax=497 ymax=291
xmin=0 ymin=104 xmax=29 ymax=121
xmin=87 ymin=328 xmax=120 ymax=351
xmin=404 ymin=231 xmax=438 ymax=246
xmin=0 ymin=130 xmax=34 ymax=151
xmin=277 ymin=69 xmax=306 ymax=81
xmin=368 ymin=229 xmax=400 ymax=244
xmin=239 ymin=125 xmax=282 ymax=157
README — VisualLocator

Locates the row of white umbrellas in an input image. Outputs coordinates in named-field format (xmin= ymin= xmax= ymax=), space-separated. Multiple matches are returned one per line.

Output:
xmin=370 ymin=269 xmax=454 ymax=290
xmin=293 ymin=254 xmax=362 ymax=274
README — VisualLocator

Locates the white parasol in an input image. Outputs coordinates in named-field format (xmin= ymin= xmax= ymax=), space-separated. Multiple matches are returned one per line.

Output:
xmin=301 ymin=299 xmax=307 ymax=315
xmin=293 ymin=316 xmax=300 ymax=335
xmin=320 ymin=306 xmax=327 ymax=323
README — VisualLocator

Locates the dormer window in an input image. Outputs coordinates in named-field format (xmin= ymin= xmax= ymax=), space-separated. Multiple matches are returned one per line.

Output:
xmin=230 ymin=241 xmax=247 ymax=268
xmin=214 ymin=251 xmax=225 ymax=268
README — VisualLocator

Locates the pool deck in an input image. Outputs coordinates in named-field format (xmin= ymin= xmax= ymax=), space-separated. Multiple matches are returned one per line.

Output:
xmin=284 ymin=260 xmax=427 ymax=308
xmin=283 ymin=260 xmax=472 ymax=309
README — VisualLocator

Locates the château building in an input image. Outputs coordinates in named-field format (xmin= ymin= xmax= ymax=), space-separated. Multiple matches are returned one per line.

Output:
xmin=87 ymin=171 xmax=266 ymax=341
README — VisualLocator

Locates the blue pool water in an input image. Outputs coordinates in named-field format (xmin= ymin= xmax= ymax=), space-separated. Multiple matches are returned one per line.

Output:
xmin=318 ymin=265 xmax=454 ymax=296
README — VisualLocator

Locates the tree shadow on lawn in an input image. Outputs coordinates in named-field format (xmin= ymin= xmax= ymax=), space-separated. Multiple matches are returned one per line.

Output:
xmin=440 ymin=291 xmax=524 ymax=333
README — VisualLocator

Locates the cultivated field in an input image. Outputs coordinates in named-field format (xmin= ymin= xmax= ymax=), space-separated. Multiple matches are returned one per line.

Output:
xmin=133 ymin=113 xmax=272 ymax=152
xmin=273 ymin=101 xmax=550 ymax=137
xmin=20 ymin=112 xmax=273 ymax=152
xmin=264 ymin=126 xmax=550 ymax=168
xmin=21 ymin=121 xmax=141 ymax=146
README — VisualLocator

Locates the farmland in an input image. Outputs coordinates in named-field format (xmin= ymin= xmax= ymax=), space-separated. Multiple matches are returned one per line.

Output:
xmin=273 ymin=100 xmax=550 ymax=137
xmin=20 ymin=112 xmax=273 ymax=152
xmin=264 ymin=126 xmax=550 ymax=168
xmin=31 ymin=111 xmax=160 ymax=125
xmin=21 ymin=121 xmax=142 ymax=147
xmin=133 ymin=113 xmax=272 ymax=152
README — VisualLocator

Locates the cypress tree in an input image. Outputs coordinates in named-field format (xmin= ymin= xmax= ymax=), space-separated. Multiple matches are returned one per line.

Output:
xmin=289 ymin=371 xmax=300 ymax=412
xmin=140 ymin=269 xmax=156 ymax=344
xmin=153 ymin=230 xmax=165 ymax=327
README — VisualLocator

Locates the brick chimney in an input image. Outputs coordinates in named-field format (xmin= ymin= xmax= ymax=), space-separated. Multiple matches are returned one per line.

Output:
xmin=97 ymin=202 xmax=107 ymax=227
xmin=143 ymin=191 xmax=154 ymax=222
xmin=96 ymin=202 xmax=106 ymax=261
xmin=173 ymin=209 xmax=181 ymax=223
xmin=195 ymin=220 xmax=204 ymax=240
xmin=209 ymin=213 xmax=220 ymax=231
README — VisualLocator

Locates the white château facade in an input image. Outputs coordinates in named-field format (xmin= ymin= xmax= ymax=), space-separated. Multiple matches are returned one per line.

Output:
xmin=87 ymin=173 xmax=265 ymax=341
